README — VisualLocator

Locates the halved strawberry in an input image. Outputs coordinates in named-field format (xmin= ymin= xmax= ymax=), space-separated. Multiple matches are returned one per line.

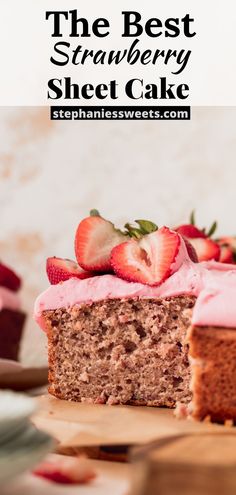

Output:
xmin=189 ymin=238 xmax=220 ymax=262
xmin=75 ymin=215 xmax=126 ymax=272
xmin=0 ymin=262 xmax=21 ymax=291
xmin=183 ymin=238 xmax=198 ymax=262
xmin=218 ymin=236 xmax=236 ymax=251
xmin=217 ymin=237 xmax=236 ymax=263
xmin=175 ymin=224 xmax=206 ymax=239
xmin=110 ymin=227 xmax=180 ymax=286
xmin=46 ymin=257 xmax=93 ymax=285
xmin=219 ymin=244 xmax=234 ymax=264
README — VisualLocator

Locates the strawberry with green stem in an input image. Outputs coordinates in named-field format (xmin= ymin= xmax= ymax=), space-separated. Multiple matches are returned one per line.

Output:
xmin=175 ymin=211 xmax=220 ymax=262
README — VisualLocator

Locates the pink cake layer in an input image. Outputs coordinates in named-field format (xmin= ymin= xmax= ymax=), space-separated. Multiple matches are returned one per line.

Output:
xmin=0 ymin=286 xmax=21 ymax=312
xmin=34 ymin=255 xmax=236 ymax=331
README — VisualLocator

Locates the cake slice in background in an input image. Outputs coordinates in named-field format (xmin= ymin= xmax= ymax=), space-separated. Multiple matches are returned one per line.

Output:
xmin=0 ymin=262 xmax=26 ymax=361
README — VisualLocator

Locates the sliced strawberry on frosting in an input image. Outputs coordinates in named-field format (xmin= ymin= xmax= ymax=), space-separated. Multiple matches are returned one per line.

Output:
xmin=46 ymin=257 xmax=93 ymax=285
xmin=219 ymin=244 xmax=234 ymax=264
xmin=0 ymin=262 xmax=21 ymax=292
xmin=218 ymin=236 xmax=236 ymax=251
xmin=189 ymin=238 xmax=220 ymax=262
xmin=175 ymin=224 xmax=206 ymax=239
xmin=75 ymin=215 xmax=126 ymax=272
xmin=183 ymin=238 xmax=198 ymax=262
xmin=216 ymin=237 xmax=236 ymax=264
xmin=110 ymin=227 xmax=180 ymax=286
xmin=175 ymin=211 xmax=217 ymax=240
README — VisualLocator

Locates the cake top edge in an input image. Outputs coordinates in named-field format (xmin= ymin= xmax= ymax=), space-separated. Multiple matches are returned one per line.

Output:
xmin=34 ymin=210 xmax=236 ymax=330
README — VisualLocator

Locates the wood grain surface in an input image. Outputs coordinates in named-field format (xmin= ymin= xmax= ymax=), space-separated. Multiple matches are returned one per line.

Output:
xmin=32 ymin=395 xmax=236 ymax=494
xmin=131 ymin=433 xmax=236 ymax=495
xmin=33 ymin=395 xmax=235 ymax=448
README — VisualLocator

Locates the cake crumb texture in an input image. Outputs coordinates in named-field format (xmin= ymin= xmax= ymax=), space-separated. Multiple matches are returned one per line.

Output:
xmin=189 ymin=326 xmax=236 ymax=422
xmin=44 ymin=296 xmax=195 ymax=406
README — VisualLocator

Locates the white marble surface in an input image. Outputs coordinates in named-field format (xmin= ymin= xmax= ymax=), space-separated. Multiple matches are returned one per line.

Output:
xmin=0 ymin=107 xmax=235 ymax=365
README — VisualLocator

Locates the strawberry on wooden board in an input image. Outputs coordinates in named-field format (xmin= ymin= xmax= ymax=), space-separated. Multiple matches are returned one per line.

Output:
xmin=46 ymin=257 xmax=93 ymax=285
xmin=0 ymin=262 xmax=21 ymax=292
xmin=110 ymin=226 xmax=180 ymax=286
xmin=189 ymin=238 xmax=220 ymax=262
xmin=75 ymin=213 xmax=126 ymax=272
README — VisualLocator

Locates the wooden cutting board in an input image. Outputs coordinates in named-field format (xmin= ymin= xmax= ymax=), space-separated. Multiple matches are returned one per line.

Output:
xmin=33 ymin=395 xmax=236 ymax=452
xmin=131 ymin=434 xmax=236 ymax=495
xmin=32 ymin=395 xmax=236 ymax=494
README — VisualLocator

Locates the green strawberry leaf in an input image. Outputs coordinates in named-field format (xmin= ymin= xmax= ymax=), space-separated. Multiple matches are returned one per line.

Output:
xmin=124 ymin=223 xmax=143 ymax=239
xmin=207 ymin=221 xmax=217 ymax=237
xmin=190 ymin=210 xmax=196 ymax=225
xmin=90 ymin=209 xmax=100 ymax=217
xmin=135 ymin=220 xmax=158 ymax=235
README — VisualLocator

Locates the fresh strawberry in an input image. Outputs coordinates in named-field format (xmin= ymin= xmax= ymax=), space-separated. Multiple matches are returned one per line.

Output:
xmin=217 ymin=237 xmax=236 ymax=263
xmin=219 ymin=244 xmax=234 ymax=264
xmin=175 ymin=211 xmax=217 ymax=239
xmin=175 ymin=224 xmax=206 ymax=239
xmin=46 ymin=257 xmax=93 ymax=285
xmin=217 ymin=237 xmax=236 ymax=255
xmin=110 ymin=227 xmax=180 ymax=286
xmin=189 ymin=238 xmax=220 ymax=262
xmin=0 ymin=262 xmax=21 ymax=291
xmin=218 ymin=236 xmax=236 ymax=250
xmin=183 ymin=238 xmax=198 ymax=262
xmin=33 ymin=456 xmax=96 ymax=485
xmin=75 ymin=215 xmax=126 ymax=272
xmin=33 ymin=467 xmax=73 ymax=484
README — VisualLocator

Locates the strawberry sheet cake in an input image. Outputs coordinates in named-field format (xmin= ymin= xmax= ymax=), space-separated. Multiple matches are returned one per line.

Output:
xmin=0 ymin=262 xmax=26 ymax=361
xmin=34 ymin=211 xmax=236 ymax=423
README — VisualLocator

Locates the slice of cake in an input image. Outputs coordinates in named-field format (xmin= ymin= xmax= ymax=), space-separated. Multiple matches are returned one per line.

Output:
xmin=188 ymin=284 xmax=236 ymax=423
xmin=0 ymin=262 xmax=26 ymax=361
xmin=34 ymin=211 xmax=236 ymax=422
xmin=36 ymin=279 xmax=195 ymax=406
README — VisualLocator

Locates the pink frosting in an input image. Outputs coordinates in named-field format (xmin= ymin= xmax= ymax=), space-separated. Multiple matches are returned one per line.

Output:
xmin=34 ymin=241 xmax=236 ymax=331
xmin=0 ymin=286 xmax=21 ymax=312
